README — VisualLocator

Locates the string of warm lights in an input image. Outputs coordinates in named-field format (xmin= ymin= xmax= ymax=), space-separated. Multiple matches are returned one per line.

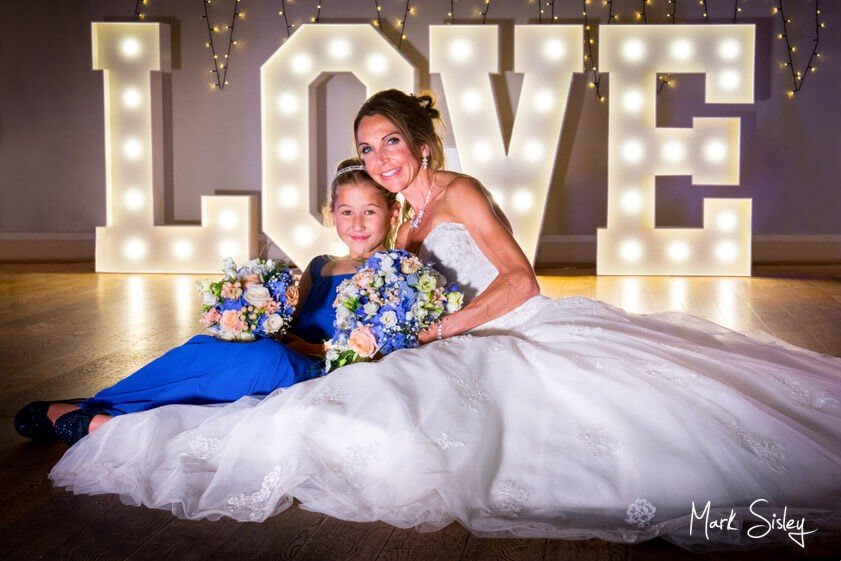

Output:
xmin=582 ymin=0 xmax=605 ymax=101
xmin=701 ymin=0 xmax=709 ymax=23
xmin=640 ymin=0 xmax=649 ymax=23
xmin=666 ymin=0 xmax=678 ymax=21
xmin=448 ymin=0 xmax=455 ymax=24
xmin=201 ymin=0 xmax=242 ymax=90
xmin=310 ymin=2 xmax=323 ymax=23
xmin=398 ymin=1 xmax=411 ymax=48
xmin=278 ymin=0 xmax=293 ymax=37
xmin=481 ymin=0 xmax=492 ymax=24
xmin=732 ymin=0 xmax=741 ymax=23
xmin=549 ymin=1 xmax=557 ymax=23
xmin=133 ymin=0 xmax=148 ymax=21
xmin=776 ymin=0 xmax=823 ymax=96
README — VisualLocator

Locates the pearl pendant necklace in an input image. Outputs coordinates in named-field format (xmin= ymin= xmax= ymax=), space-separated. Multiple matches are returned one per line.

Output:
xmin=409 ymin=183 xmax=434 ymax=231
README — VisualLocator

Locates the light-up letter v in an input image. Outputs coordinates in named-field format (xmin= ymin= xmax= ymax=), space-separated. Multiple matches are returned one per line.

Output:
xmin=430 ymin=25 xmax=582 ymax=264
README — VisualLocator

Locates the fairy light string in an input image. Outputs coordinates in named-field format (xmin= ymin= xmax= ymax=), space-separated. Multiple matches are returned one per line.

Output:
xmin=278 ymin=0 xmax=293 ymax=38
xmin=202 ymin=0 xmax=242 ymax=90
xmin=732 ymin=0 xmax=741 ymax=23
xmin=398 ymin=1 xmax=411 ymax=48
xmin=582 ymin=0 xmax=605 ymax=101
xmin=481 ymin=0 xmax=492 ymax=23
xmin=134 ymin=0 xmax=148 ymax=21
xmin=777 ymin=0 xmax=823 ymax=96
xmin=448 ymin=0 xmax=455 ymax=24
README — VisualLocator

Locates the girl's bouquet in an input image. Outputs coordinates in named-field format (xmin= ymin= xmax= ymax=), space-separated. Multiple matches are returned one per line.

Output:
xmin=325 ymin=249 xmax=464 ymax=372
xmin=198 ymin=258 xmax=298 ymax=342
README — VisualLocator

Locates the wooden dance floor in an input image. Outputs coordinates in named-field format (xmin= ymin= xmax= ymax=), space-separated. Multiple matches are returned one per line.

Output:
xmin=0 ymin=263 xmax=839 ymax=560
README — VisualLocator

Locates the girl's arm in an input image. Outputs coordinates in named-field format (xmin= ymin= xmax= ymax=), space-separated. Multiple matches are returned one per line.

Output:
xmin=284 ymin=259 xmax=327 ymax=358
xmin=418 ymin=177 xmax=540 ymax=343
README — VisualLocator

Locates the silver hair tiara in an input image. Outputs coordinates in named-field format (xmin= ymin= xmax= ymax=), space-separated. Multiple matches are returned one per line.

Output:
xmin=333 ymin=164 xmax=367 ymax=180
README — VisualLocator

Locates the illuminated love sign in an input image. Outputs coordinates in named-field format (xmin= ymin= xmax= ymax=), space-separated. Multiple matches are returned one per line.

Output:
xmin=92 ymin=22 xmax=755 ymax=275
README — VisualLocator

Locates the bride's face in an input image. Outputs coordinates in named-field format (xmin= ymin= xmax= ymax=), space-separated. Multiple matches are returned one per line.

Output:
xmin=356 ymin=114 xmax=421 ymax=194
xmin=333 ymin=181 xmax=397 ymax=259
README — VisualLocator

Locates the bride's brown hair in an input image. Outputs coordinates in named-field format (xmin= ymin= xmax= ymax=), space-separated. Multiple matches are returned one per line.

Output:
xmin=353 ymin=89 xmax=445 ymax=172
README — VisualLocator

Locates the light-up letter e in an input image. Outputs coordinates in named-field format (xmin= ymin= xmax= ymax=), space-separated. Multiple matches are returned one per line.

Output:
xmin=430 ymin=25 xmax=582 ymax=264
xmin=598 ymin=25 xmax=755 ymax=276
xmin=93 ymin=22 xmax=257 ymax=273
xmin=261 ymin=24 xmax=415 ymax=267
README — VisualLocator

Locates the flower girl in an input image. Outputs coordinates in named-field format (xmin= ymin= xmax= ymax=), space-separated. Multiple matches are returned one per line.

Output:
xmin=14 ymin=159 xmax=401 ymax=445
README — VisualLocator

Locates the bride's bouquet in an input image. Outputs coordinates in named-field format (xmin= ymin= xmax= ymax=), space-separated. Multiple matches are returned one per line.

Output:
xmin=198 ymin=258 xmax=298 ymax=342
xmin=325 ymin=249 xmax=464 ymax=372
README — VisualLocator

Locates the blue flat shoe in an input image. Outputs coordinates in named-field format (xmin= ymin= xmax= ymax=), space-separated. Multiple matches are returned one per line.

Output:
xmin=54 ymin=408 xmax=107 ymax=446
xmin=14 ymin=401 xmax=56 ymax=441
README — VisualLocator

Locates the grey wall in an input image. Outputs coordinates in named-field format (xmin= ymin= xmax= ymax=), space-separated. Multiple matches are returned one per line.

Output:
xmin=1 ymin=0 xmax=839 ymax=262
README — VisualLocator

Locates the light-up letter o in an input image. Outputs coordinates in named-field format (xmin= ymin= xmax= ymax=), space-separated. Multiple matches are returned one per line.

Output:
xmin=261 ymin=24 xmax=415 ymax=267
xmin=430 ymin=25 xmax=582 ymax=264
xmin=93 ymin=23 xmax=257 ymax=273
xmin=598 ymin=25 xmax=755 ymax=275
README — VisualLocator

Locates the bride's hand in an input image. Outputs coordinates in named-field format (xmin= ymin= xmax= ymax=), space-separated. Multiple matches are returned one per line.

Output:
xmin=418 ymin=319 xmax=444 ymax=345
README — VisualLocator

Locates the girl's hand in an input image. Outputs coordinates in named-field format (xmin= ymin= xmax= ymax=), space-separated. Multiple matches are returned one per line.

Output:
xmin=283 ymin=333 xmax=325 ymax=358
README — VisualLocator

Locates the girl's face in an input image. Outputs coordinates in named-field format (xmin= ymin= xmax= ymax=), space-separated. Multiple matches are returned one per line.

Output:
xmin=333 ymin=181 xmax=399 ymax=259
xmin=356 ymin=114 xmax=424 ymax=194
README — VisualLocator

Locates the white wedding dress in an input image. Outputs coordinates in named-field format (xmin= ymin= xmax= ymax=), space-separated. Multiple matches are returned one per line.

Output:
xmin=51 ymin=222 xmax=841 ymax=550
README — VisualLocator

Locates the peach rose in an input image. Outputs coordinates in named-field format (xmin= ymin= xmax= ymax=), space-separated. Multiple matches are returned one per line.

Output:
xmin=354 ymin=269 xmax=375 ymax=288
xmin=200 ymin=308 xmax=221 ymax=327
xmin=285 ymin=285 xmax=299 ymax=307
xmin=263 ymin=300 xmax=281 ymax=314
xmin=347 ymin=325 xmax=378 ymax=358
xmin=220 ymin=309 xmax=246 ymax=333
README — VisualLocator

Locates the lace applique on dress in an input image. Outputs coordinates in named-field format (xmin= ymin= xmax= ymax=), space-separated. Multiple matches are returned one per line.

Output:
xmin=447 ymin=372 xmax=490 ymax=412
xmin=340 ymin=445 xmax=378 ymax=488
xmin=577 ymin=427 xmax=622 ymax=457
xmin=434 ymin=432 xmax=465 ymax=450
xmin=226 ymin=465 xmax=285 ymax=521
xmin=625 ymin=498 xmax=656 ymax=528
xmin=482 ymin=480 xmax=529 ymax=517
xmin=644 ymin=362 xmax=700 ymax=386
xmin=310 ymin=387 xmax=344 ymax=406
xmin=720 ymin=420 xmax=787 ymax=473
xmin=186 ymin=436 xmax=222 ymax=460
xmin=773 ymin=374 xmax=840 ymax=410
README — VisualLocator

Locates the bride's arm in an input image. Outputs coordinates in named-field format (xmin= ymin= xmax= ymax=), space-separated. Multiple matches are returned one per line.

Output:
xmin=418 ymin=178 xmax=540 ymax=343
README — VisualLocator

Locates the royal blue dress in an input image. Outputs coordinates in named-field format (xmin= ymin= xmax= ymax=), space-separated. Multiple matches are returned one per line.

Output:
xmin=81 ymin=256 xmax=350 ymax=416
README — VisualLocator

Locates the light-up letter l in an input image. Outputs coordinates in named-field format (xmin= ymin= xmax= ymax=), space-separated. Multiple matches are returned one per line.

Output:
xmin=598 ymin=25 xmax=755 ymax=275
xmin=93 ymin=22 xmax=257 ymax=273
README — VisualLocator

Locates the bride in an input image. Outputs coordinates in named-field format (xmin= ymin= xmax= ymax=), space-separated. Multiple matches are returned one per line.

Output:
xmin=51 ymin=89 xmax=841 ymax=551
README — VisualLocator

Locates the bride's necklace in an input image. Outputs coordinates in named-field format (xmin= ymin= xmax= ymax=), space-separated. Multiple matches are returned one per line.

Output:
xmin=409 ymin=176 xmax=436 ymax=231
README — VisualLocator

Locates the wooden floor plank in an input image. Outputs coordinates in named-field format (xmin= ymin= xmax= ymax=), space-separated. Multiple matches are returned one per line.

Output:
xmin=460 ymin=535 xmax=547 ymax=561
xmin=291 ymin=516 xmax=395 ymax=561
xmin=376 ymin=522 xmax=471 ymax=561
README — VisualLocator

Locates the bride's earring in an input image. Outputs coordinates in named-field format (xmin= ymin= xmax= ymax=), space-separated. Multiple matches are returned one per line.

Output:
xmin=421 ymin=154 xmax=429 ymax=169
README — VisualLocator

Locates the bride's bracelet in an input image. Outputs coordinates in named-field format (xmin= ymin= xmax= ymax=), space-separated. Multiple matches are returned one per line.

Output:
xmin=436 ymin=319 xmax=445 ymax=340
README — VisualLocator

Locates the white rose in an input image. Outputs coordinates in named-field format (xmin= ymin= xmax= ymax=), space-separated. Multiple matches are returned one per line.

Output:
xmin=341 ymin=283 xmax=360 ymax=299
xmin=244 ymin=284 xmax=272 ymax=308
xmin=378 ymin=254 xmax=394 ymax=268
xmin=262 ymin=313 xmax=285 ymax=335
xmin=336 ymin=306 xmax=353 ymax=329
xmin=414 ymin=307 xmax=429 ymax=322
xmin=380 ymin=310 xmax=398 ymax=329
xmin=201 ymin=291 xmax=219 ymax=306
xmin=363 ymin=302 xmax=380 ymax=317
